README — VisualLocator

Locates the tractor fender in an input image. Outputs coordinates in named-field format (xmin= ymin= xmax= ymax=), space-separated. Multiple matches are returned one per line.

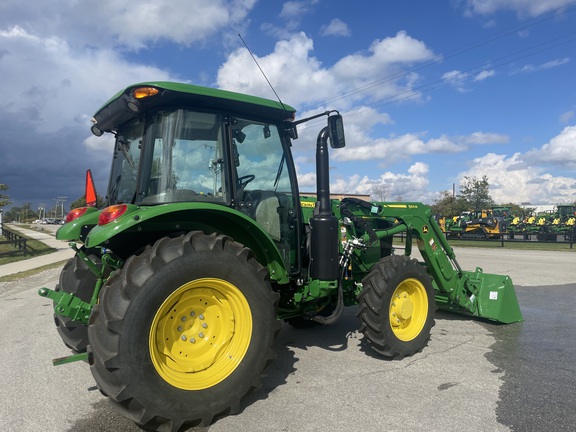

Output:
xmin=56 ymin=207 xmax=100 ymax=242
xmin=84 ymin=203 xmax=290 ymax=284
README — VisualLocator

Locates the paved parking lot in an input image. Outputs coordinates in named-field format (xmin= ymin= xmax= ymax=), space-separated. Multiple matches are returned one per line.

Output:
xmin=0 ymin=247 xmax=574 ymax=431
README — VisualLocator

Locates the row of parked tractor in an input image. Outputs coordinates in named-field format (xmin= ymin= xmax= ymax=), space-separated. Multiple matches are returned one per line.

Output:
xmin=437 ymin=204 xmax=576 ymax=241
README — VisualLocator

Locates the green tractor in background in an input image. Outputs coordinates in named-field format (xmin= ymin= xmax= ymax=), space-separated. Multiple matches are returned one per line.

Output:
xmin=38 ymin=82 xmax=522 ymax=432
xmin=539 ymin=204 xmax=576 ymax=241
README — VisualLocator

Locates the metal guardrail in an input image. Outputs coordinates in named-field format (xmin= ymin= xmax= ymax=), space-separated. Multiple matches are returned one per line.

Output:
xmin=461 ymin=232 xmax=574 ymax=249
xmin=396 ymin=231 xmax=575 ymax=249
xmin=0 ymin=227 xmax=28 ymax=256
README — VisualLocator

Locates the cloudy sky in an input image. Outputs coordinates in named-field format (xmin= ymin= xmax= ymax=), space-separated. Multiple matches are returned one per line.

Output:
xmin=1 ymin=0 xmax=575 ymax=213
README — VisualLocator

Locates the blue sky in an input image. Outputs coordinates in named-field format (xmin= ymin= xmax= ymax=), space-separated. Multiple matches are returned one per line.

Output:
xmin=1 ymin=0 xmax=575 ymax=213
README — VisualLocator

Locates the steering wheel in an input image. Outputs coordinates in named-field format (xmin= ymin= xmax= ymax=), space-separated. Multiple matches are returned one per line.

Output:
xmin=237 ymin=174 xmax=255 ymax=189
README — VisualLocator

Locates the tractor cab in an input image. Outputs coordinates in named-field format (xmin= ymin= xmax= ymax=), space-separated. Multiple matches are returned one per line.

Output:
xmin=85 ymin=82 xmax=345 ymax=279
xmin=107 ymin=110 xmax=296 ymax=208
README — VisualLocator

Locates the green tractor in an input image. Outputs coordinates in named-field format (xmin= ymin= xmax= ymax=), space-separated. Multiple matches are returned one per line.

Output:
xmin=39 ymin=82 xmax=522 ymax=431
xmin=542 ymin=204 xmax=576 ymax=241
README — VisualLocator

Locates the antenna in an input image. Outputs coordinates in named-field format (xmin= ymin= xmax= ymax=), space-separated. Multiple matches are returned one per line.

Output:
xmin=238 ymin=34 xmax=290 ymax=113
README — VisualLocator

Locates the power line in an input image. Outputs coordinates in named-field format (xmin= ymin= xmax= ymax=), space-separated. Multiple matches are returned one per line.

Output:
xmin=298 ymin=1 xmax=576 ymax=115
xmin=299 ymin=26 xmax=576 ymax=130
xmin=345 ymin=31 xmax=576 ymax=118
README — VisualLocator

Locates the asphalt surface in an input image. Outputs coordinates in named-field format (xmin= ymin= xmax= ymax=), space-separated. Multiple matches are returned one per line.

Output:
xmin=0 ymin=239 xmax=574 ymax=432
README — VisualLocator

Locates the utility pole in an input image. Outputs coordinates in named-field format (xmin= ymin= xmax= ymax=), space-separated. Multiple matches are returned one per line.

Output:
xmin=57 ymin=196 xmax=67 ymax=219
xmin=452 ymin=183 xmax=455 ymax=216
xmin=54 ymin=196 xmax=68 ymax=219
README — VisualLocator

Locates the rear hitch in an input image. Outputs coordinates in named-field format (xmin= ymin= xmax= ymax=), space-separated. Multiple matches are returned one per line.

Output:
xmin=38 ymin=287 xmax=93 ymax=325
xmin=52 ymin=352 xmax=89 ymax=366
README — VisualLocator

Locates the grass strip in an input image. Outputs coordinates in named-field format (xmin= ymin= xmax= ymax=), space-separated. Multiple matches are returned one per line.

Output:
xmin=0 ymin=233 xmax=57 ymax=265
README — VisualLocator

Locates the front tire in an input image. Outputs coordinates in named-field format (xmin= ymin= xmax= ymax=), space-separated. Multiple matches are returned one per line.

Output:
xmin=357 ymin=255 xmax=435 ymax=358
xmin=87 ymin=232 xmax=280 ymax=431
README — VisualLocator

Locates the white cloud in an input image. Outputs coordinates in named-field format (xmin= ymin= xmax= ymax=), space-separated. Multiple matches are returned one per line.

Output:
xmin=320 ymin=19 xmax=351 ymax=37
xmin=458 ymin=126 xmax=576 ymax=203
xmin=217 ymin=32 xmax=338 ymax=107
xmin=0 ymin=0 xmax=258 ymax=50
xmin=0 ymin=26 xmax=175 ymax=133
xmin=105 ymin=0 xmax=256 ymax=48
xmin=443 ymin=68 xmax=495 ymax=91
xmin=524 ymin=125 xmax=576 ymax=168
xmin=461 ymin=0 xmax=573 ymax=17
xmin=462 ymin=132 xmax=509 ymax=145
xmin=442 ymin=69 xmax=470 ymax=92
xmin=83 ymin=134 xmax=115 ymax=157
xmin=474 ymin=69 xmax=495 ymax=81
xmin=281 ymin=1 xmax=315 ymax=18
xmin=516 ymin=57 xmax=570 ymax=74
xmin=328 ymin=162 xmax=431 ymax=201
xmin=560 ymin=110 xmax=574 ymax=124
xmin=331 ymin=130 xmax=507 ymax=164
xmin=296 ymin=171 xmax=317 ymax=191
xmin=218 ymin=30 xmax=437 ymax=118
xmin=333 ymin=31 xmax=435 ymax=81
xmin=267 ymin=0 xmax=319 ymax=38
xmin=518 ymin=29 xmax=530 ymax=38
xmin=0 ymin=23 xmax=178 ymax=202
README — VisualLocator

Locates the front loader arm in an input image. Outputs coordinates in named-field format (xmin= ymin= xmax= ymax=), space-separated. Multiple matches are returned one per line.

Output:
xmin=359 ymin=203 xmax=522 ymax=323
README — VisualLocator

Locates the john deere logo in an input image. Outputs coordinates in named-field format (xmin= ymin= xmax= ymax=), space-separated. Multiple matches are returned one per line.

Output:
xmin=422 ymin=225 xmax=429 ymax=234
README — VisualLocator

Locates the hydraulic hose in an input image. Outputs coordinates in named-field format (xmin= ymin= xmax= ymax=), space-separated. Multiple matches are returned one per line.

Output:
xmin=311 ymin=274 xmax=345 ymax=325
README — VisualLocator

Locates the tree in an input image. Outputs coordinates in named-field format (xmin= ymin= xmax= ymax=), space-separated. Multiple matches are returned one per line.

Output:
xmin=430 ymin=190 xmax=469 ymax=217
xmin=495 ymin=202 xmax=530 ymax=217
xmin=458 ymin=175 xmax=493 ymax=211
xmin=19 ymin=202 xmax=36 ymax=222
xmin=372 ymin=183 xmax=390 ymax=201
xmin=0 ymin=182 xmax=11 ymax=208
xmin=70 ymin=194 xmax=106 ymax=210
xmin=4 ymin=206 xmax=21 ymax=222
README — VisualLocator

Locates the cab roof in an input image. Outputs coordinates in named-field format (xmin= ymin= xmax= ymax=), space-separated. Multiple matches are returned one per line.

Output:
xmin=92 ymin=81 xmax=296 ymax=134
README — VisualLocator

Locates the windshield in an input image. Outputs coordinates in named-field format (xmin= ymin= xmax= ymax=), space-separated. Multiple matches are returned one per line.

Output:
xmin=139 ymin=110 xmax=225 ymax=204
xmin=107 ymin=119 xmax=144 ymax=204
xmin=107 ymin=110 xmax=226 ymax=205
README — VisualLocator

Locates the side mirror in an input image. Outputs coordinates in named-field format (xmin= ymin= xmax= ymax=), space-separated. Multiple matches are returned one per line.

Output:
xmin=328 ymin=115 xmax=345 ymax=149
xmin=284 ymin=121 xmax=298 ymax=140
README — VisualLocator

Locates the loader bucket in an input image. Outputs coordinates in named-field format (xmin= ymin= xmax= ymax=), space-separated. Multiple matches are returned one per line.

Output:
xmin=462 ymin=268 xmax=523 ymax=324
xmin=435 ymin=268 xmax=523 ymax=324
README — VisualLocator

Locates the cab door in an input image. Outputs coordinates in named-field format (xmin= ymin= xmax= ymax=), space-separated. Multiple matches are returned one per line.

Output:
xmin=229 ymin=117 xmax=301 ymax=273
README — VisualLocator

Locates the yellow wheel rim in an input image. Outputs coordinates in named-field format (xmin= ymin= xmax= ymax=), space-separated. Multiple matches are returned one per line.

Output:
xmin=389 ymin=278 xmax=428 ymax=341
xmin=149 ymin=278 xmax=252 ymax=390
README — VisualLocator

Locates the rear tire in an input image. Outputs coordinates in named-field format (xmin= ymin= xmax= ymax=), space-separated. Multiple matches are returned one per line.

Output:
xmin=357 ymin=255 xmax=435 ymax=358
xmin=54 ymin=254 xmax=102 ymax=353
xmin=87 ymin=232 xmax=280 ymax=431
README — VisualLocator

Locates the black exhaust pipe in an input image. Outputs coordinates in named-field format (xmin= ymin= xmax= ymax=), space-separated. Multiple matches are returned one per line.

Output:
xmin=309 ymin=126 xmax=339 ymax=280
